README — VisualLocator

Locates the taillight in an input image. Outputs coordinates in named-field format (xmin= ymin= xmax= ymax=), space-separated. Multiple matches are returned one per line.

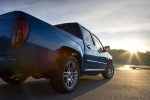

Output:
xmin=11 ymin=17 xmax=29 ymax=51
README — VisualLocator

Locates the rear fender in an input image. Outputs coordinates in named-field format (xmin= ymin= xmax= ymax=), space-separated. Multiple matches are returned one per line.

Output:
xmin=56 ymin=42 xmax=84 ymax=71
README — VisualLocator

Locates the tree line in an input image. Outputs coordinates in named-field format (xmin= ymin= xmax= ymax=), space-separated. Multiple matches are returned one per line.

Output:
xmin=108 ymin=49 xmax=150 ymax=65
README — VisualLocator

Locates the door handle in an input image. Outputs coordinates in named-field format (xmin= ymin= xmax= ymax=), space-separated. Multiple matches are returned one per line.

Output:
xmin=87 ymin=45 xmax=91 ymax=49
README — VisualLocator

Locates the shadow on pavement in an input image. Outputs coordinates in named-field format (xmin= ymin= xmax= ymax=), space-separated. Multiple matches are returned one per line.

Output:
xmin=0 ymin=76 xmax=109 ymax=100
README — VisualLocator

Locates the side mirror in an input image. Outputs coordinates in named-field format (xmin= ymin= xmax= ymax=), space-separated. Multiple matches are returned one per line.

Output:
xmin=104 ymin=46 xmax=110 ymax=51
xmin=98 ymin=48 xmax=103 ymax=52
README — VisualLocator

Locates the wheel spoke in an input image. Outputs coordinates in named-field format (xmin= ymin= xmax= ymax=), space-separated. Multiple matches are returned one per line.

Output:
xmin=66 ymin=62 xmax=70 ymax=69
xmin=71 ymin=70 xmax=78 ymax=78
xmin=64 ymin=75 xmax=68 ymax=77
xmin=72 ymin=72 xmax=78 ymax=74
xmin=70 ymin=78 xmax=74 ymax=85
xmin=64 ymin=71 xmax=69 ymax=77
xmin=107 ymin=67 xmax=113 ymax=77
xmin=70 ymin=63 xmax=76 ymax=70
xmin=72 ymin=74 xmax=78 ymax=77
xmin=108 ymin=72 xmax=111 ymax=76
xmin=65 ymin=79 xmax=70 ymax=86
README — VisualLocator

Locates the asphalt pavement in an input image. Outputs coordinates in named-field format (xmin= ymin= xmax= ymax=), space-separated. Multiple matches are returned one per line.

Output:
xmin=0 ymin=65 xmax=150 ymax=100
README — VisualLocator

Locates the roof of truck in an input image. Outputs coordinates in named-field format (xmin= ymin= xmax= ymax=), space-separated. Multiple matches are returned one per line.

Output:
xmin=54 ymin=22 xmax=80 ymax=26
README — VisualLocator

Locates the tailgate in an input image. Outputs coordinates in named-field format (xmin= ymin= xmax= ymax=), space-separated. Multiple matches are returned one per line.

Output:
xmin=0 ymin=12 xmax=14 ymax=55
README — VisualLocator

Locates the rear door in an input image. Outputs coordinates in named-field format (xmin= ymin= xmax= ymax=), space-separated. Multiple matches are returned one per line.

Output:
xmin=81 ymin=27 xmax=98 ymax=70
xmin=92 ymin=35 xmax=108 ymax=69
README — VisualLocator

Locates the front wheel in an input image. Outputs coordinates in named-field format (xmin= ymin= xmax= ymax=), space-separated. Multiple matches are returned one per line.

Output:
xmin=102 ymin=63 xmax=114 ymax=79
xmin=50 ymin=56 xmax=79 ymax=93
xmin=2 ymin=74 xmax=28 ymax=84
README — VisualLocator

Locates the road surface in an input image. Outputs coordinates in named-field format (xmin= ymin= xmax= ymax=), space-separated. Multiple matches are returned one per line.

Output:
xmin=0 ymin=65 xmax=150 ymax=100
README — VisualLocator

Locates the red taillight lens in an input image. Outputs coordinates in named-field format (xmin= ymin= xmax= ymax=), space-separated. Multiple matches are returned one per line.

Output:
xmin=11 ymin=17 xmax=29 ymax=51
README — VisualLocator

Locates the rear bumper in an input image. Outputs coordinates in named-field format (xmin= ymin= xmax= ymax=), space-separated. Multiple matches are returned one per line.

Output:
xmin=0 ymin=57 xmax=17 ymax=77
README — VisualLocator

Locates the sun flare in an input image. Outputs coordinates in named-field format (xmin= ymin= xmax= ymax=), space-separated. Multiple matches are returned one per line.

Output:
xmin=125 ymin=39 xmax=142 ymax=54
xmin=129 ymin=49 xmax=137 ymax=54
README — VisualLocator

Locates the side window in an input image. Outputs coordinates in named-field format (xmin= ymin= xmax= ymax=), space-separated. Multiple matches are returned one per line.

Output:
xmin=55 ymin=25 xmax=79 ymax=37
xmin=82 ymin=28 xmax=94 ymax=45
xmin=93 ymin=35 xmax=103 ymax=51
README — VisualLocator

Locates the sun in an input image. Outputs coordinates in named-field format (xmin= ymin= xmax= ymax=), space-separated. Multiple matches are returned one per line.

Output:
xmin=125 ymin=39 xmax=142 ymax=54
xmin=129 ymin=49 xmax=137 ymax=54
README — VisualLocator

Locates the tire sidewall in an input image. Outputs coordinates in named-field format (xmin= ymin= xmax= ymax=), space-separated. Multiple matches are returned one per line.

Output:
xmin=102 ymin=63 xmax=114 ymax=79
xmin=107 ymin=64 xmax=114 ymax=78
xmin=51 ymin=56 xmax=79 ymax=93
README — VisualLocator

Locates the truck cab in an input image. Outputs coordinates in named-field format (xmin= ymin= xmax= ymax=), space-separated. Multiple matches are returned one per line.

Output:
xmin=55 ymin=23 xmax=112 ymax=74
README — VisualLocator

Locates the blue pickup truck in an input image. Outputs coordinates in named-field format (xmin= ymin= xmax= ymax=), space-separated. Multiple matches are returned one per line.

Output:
xmin=0 ymin=11 xmax=114 ymax=93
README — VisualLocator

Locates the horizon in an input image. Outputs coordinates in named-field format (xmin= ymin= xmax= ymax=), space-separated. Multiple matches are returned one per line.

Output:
xmin=0 ymin=0 xmax=150 ymax=52
xmin=109 ymin=49 xmax=150 ymax=53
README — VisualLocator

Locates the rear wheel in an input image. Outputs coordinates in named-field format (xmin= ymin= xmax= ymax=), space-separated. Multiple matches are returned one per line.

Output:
xmin=50 ymin=56 xmax=79 ymax=93
xmin=102 ymin=63 xmax=114 ymax=79
xmin=2 ymin=74 xmax=28 ymax=84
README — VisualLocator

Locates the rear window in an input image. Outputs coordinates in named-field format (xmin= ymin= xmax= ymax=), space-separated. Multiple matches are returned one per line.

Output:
xmin=55 ymin=24 xmax=79 ymax=37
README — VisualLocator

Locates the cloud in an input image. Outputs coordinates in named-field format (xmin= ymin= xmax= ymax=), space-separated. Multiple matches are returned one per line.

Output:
xmin=0 ymin=0 xmax=150 ymax=52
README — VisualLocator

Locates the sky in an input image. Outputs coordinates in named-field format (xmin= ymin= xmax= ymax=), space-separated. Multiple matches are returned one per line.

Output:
xmin=0 ymin=0 xmax=150 ymax=52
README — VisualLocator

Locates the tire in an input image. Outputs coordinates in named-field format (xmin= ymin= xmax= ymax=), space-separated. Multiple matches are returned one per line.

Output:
xmin=50 ymin=56 xmax=79 ymax=93
xmin=2 ymin=74 xmax=28 ymax=84
xmin=102 ymin=63 xmax=114 ymax=79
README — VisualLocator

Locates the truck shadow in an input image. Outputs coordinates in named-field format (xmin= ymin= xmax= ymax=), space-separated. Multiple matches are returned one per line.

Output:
xmin=0 ymin=76 xmax=109 ymax=100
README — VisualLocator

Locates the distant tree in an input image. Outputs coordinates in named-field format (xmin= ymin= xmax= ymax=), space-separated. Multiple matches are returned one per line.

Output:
xmin=108 ymin=49 xmax=150 ymax=65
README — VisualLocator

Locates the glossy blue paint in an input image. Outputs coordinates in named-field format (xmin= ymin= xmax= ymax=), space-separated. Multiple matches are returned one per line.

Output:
xmin=0 ymin=12 xmax=14 ymax=55
xmin=0 ymin=11 xmax=112 ymax=77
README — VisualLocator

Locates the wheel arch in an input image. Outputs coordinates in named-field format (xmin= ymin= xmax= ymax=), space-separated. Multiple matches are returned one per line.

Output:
xmin=109 ymin=59 xmax=113 ymax=64
xmin=55 ymin=46 xmax=83 ymax=72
